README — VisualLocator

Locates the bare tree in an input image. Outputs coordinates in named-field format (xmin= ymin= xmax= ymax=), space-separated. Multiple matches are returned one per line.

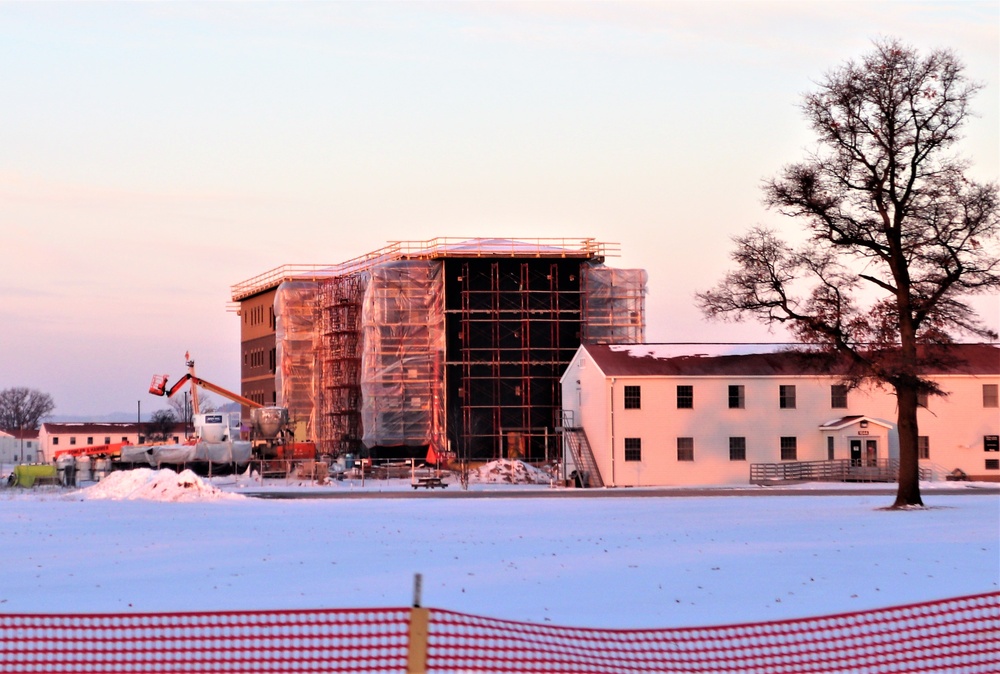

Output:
xmin=0 ymin=387 xmax=55 ymax=462
xmin=167 ymin=391 xmax=218 ymax=420
xmin=697 ymin=38 xmax=999 ymax=508
xmin=146 ymin=409 xmax=178 ymax=443
xmin=0 ymin=387 xmax=55 ymax=433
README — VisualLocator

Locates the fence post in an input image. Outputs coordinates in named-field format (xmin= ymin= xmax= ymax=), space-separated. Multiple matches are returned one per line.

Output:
xmin=407 ymin=574 xmax=429 ymax=674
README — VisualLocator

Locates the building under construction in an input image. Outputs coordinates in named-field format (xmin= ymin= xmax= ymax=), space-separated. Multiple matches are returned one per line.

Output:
xmin=232 ymin=238 xmax=646 ymax=463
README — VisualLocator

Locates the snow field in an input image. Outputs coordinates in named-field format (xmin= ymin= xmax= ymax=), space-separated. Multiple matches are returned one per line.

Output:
xmin=0 ymin=469 xmax=996 ymax=629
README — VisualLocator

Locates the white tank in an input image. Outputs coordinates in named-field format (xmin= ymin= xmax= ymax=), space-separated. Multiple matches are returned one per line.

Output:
xmin=195 ymin=413 xmax=229 ymax=442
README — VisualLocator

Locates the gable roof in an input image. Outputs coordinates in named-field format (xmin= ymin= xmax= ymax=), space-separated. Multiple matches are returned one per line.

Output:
xmin=3 ymin=429 xmax=39 ymax=441
xmin=819 ymin=415 xmax=894 ymax=431
xmin=580 ymin=343 xmax=1000 ymax=378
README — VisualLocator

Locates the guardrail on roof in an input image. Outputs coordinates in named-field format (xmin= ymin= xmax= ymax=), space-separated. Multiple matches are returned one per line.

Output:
xmin=230 ymin=237 xmax=618 ymax=301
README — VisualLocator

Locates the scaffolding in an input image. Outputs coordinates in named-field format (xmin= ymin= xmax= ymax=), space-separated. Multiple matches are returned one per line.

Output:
xmin=444 ymin=257 xmax=586 ymax=461
xmin=317 ymin=273 xmax=368 ymax=456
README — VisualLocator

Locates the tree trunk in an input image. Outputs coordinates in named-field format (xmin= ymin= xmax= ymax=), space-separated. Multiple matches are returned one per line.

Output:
xmin=893 ymin=382 xmax=924 ymax=508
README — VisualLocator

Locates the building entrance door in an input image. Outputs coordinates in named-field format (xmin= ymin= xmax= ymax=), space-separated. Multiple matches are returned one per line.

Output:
xmin=850 ymin=439 xmax=862 ymax=466
xmin=865 ymin=439 xmax=878 ymax=467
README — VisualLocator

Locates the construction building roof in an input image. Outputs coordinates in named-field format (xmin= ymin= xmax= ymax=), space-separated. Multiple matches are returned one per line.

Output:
xmin=230 ymin=237 xmax=617 ymax=301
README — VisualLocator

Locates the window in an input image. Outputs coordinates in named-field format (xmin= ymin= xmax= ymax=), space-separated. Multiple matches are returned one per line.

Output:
xmin=918 ymin=436 xmax=930 ymax=460
xmin=677 ymin=437 xmax=694 ymax=461
xmin=173 ymin=436 xmax=180 ymax=443
xmin=623 ymin=386 xmax=641 ymax=410
xmin=986 ymin=459 xmax=999 ymax=471
xmin=104 ymin=436 xmax=111 ymax=445
xmin=70 ymin=437 xmax=76 ymax=446
xmin=780 ymin=437 xmax=797 ymax=461
xmin=729 ymin=437 xmax=746 ymax=461
xmin=122 ymin=437 xmax=128 ymax=443
xmin=831 ymin=385 xmax=849 ymax=409
xmin=984 ymin=384 xmax=999 ymax=408
xmin=624 ymin=437 xmax=642 ymax=461
xmin=677 ymin=385 xmax=693 ymax=409
xmin=52 ymin=437 xmax=59 ymax=445
xmin=728 ymin=385 xmax=745 ymax=409
xmin=917 ymin=391 xmax=928 ymax=408
xmin=779 ymin=385 xmax=796 ymax=409
xmin=827 ymin=436 xmax=835 ymax=460
xmin=87 ymin=437 xmax=93 ymax=445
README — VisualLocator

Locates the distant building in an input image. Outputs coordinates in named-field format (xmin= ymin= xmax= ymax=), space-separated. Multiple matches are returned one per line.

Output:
xmin=561 ymin=343 xmax=1000 ymax=486
xmin=0 ymin=430 xmax=40 ymax=464
xmin=231 ymin=238 xmax=647 ymax=461
xmin=38 ymin=422 xmax=187 ymax=463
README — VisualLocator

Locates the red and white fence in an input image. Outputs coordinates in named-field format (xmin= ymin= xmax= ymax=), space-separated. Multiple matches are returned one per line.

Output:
xmin=2 ymin=592 xmax=997 ymax=673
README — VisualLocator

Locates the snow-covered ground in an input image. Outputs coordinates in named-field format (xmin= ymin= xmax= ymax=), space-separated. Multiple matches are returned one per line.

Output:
xmin=1 ymin=465 xmax=997 ymax=629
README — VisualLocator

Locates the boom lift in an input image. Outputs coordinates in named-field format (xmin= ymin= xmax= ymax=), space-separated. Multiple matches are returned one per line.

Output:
xmin=149 ymin=352 xmax=260 ymax=413
xmin=149 ymin=353 xmax=315 ymax=472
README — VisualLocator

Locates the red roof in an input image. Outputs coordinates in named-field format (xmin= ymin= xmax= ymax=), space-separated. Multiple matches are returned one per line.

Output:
xmin=40 ymin=422 xmax=188 ymax=434
xmin=5 ymin=429 xmax=39 ymax=440
xmin=581 ymin=343 xmax=1000 ymax=378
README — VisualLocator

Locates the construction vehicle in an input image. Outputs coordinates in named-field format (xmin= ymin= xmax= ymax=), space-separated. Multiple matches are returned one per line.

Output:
xmin=147 ymin=353 xmax=315 ymax=474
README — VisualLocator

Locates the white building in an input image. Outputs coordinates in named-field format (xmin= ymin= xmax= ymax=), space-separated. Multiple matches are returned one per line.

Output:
xmin=0 ymin=430 xmax=41 ymax=464
xmin=560 ymin=343 xmax=1000 ymax=487
xmin=37 ymin=422 xmax=186 ymax=463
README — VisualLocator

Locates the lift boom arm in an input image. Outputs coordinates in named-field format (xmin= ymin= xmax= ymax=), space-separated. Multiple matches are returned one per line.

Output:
xmin=149 ymin=373 xmax=262 ymax=411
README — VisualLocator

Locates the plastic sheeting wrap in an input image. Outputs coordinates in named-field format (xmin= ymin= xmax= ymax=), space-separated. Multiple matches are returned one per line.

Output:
xmin=120 ymin=441 xmax=252 ymax=466
xmin=581 ymin=265 xmax=647 ymax=344
xmin=360 ymin=261 xmax=445 ymax=449
xmin=274 ymin=281 xmax=320 ymax=441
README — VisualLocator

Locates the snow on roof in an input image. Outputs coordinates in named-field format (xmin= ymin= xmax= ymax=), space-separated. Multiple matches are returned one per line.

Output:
xmin=608 ymin=343 xmax=794 ymax=359
xmin=583 ymin=343 xmax=1000 ymax=377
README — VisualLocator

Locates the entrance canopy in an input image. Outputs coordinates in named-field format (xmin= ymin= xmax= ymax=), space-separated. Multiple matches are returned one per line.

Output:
xmin=819 ymin=415 xmax=894 ymax=431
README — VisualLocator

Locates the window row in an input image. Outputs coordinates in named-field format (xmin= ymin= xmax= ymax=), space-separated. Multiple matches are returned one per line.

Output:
xmin=621 ymin=435 xmax=947 ymax=462
xmin=51 ymin=435 xmax=130 ymax=446
xmin=244 ymin=347 xmax=277 ymax=372
xmin=622 ymin=384 xmax=999 ymax=410
xmin=243 ymin=304 xmax=275 ymax=328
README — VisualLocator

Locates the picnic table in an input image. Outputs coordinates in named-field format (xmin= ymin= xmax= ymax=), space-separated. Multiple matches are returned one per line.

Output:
xmin=412 ymin=476 xmax=448 ymax=489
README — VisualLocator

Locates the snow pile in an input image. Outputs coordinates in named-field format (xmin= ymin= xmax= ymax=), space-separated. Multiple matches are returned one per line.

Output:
xmin=80 ymin=468 xmax=243 ymax=502
xmin=471 ymin=459 xmax=552 ymax=484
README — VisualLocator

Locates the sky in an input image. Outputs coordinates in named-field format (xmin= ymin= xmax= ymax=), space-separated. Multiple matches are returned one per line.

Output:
xmin=1 ymin=1 xmax=997 ymax=417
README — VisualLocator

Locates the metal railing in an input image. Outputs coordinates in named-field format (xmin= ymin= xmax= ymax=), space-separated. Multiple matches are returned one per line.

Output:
xmin=230 ymin=238 xmax=618 ymax=300
xmin=750 ymin=458 xmax=931 ymax=485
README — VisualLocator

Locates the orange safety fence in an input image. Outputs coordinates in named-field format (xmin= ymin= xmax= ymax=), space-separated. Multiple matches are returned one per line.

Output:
xmin=2 ymin=592 xmax=997 ymax=674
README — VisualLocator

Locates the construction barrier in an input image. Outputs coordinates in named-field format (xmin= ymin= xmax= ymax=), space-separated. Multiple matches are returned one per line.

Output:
xmin=1 ymin=592 xmax=997 ymax=673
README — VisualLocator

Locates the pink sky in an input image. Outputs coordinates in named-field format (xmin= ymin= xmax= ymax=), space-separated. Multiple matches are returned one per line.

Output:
xmin=1 ymin=2 xmax=997 ymax=416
